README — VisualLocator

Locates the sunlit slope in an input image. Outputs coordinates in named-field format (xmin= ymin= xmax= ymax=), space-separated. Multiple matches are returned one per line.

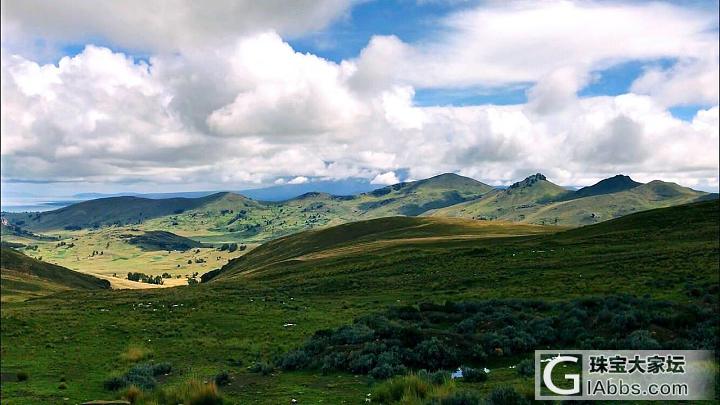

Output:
xmin=207 ymin=215 xmax=559 ymax=282
xmin=352 ymin=173 xmax=493 ymax=217
xmin=426 ymin=173 xmax=569 ymax=221
xmin=522 ymin=180 xmax=715 ymax=225
xmin=1 ymin=247 xmax=110 ymax=301
xmin=429 ymin=177 xmax=714 ymax=225
xmin=208 ymin=201 xmax=719 ymax=303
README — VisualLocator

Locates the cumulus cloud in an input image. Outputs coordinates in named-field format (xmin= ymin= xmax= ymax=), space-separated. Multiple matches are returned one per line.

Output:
xmin=205 ymin=33 xmax=363 ymax=137
xmin=0 ymin=1 xmax=718 ymax=193
xmin=288 ymin=176 xmax=309 ymax=185
xmin=631 ymin=55 xmax=720 ymax=107
xmin=371 ymin=171 xmax=400 ymax=185
xmin=1 ymin=0 xmax=353 ymax=55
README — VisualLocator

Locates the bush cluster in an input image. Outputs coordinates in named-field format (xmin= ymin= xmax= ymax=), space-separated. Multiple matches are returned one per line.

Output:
xmin=278 ymin=295 xmax=718 ymax=379
xmin=104 ymin=362 xmax=172 ymax=391
xmin=127 ymin=272 xmax=163 ymax=285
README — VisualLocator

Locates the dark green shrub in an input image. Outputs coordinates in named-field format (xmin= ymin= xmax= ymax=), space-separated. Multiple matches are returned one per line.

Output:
xmin=440 ymin=390 xmax=483 ymax=404
xmin=624 ymin=330 xmax=661 ymax=349
xmin=429 ymin=370 xmax=449 ymax=385
xmin=214 ymin=371 xmax=231 ymax=387
xmin=16 ymin=371 xmax=28 ymax=382
xmin=104 ymin=376 xmax=125 ymax=391
xmin=462 ymin=366 xmax=487 ymax=382
xmin=279 ymin=349 xmax=310 ymax=370
xmin=416 ymin=338 xmax=458 ymax=370
xmin=370 ymin=364 xmax=394 ymax=380
xmin=485 ymin=386 xmax=529 ymax=405
xmin=103 ymin=362 xmax=171 ymax=391
xmin=516 ymin=359 xmax=534 ymax=378
xmin=152 ymin=363 xmax=172 ymax=375
xmin=58 ymin=382 xmax=67 ymax=390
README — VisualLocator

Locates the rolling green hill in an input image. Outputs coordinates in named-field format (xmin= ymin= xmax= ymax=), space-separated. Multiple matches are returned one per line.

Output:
xmin=570 ymin=174 xmax=642 ymax=199
xmin=2 ymin=173 xmax=715 ymax=243
xmin=1 ymin=247 xmax=110 ymax=301
xmin=124 ymin=230 xmax=211 ymax=251
xmin=207 ymin=200 xmax=719 ymax=300
xmin=1 ymin=201 xmax=717 ymax=404
xmin=426 ymin=173 xmax=570 ymax=221
xmin=5 ymin=193 xmax=230 ymax=231
xmin=205 ymin=216 xmax=553 ymax=282
xmin=4 ymin=173 xmax=493 ymax=242
xmin=428 ymin=174 xmax=714 ymax=226
xmin=518 ymin=180 xmax=714 ymax=225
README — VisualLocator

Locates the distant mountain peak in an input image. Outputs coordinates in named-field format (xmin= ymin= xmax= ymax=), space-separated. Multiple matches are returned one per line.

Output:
xmin=573 ymin=174 xmax=642 ymax=199
xmin=509 ymin=173 xmax=547 ymax=189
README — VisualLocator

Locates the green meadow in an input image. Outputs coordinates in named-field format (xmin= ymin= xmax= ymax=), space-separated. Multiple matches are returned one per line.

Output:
xmin=1 ymin=201 xmax=717 ymax=403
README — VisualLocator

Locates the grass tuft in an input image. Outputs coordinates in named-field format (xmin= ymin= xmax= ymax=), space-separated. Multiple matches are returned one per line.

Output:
xmin=121 ymin=345 xmax=153 ymax=362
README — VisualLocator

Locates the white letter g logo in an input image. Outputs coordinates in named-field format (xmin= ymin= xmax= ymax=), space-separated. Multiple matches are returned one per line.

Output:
xmin=543 ymin=355 xmax=580 ymax=396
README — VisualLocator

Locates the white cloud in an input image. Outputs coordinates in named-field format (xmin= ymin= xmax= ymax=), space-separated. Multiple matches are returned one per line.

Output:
xmin=352 ymin=1 xmax=717 ymax=91
xmin=0 ymin=1 xmax=718 ymax=193
xmin=1 ymin=0 xmax=354 ymax=55
xmin=206 ymin=33 xmax=364 ymax=137
xmin=371 ymin=171 xmax=400 ymax=185
xmin=631 ymin=55 xmax=720 ymax=107
xmin=288 ymin=176 xmax=309 ymax=185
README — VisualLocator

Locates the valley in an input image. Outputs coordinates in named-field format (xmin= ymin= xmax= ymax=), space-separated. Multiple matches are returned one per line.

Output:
xmin=1 ymin=173 xmax=718 ymax=404
xmin=2 ymin=173 xmax=714 ymax=286
xmin=1 ymin=199 xmax=717 ymax=403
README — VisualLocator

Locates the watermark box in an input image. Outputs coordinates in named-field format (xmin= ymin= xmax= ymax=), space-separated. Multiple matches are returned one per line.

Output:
xmin=535 ymin=350 xmax=715 ymax=401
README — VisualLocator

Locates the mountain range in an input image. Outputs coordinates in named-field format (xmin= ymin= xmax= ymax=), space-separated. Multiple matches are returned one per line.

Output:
xmin=2 ymin=173 xmax=715 ymax=242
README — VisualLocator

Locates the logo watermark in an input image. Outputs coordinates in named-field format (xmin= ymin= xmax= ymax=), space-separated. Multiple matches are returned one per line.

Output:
xmin=535 ymin=350 xmax=715 ymax=401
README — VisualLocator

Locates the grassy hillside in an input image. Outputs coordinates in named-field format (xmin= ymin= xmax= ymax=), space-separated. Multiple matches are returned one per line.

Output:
xmin=0 ymin=202 xmax=717 ymax=403
xmin=522 ymin=180 xmax=714 ymax=225
xmin=208 ymin=216 xmax=554 ymax=283
xmin=210 ymin=200 xmax=718 ymax=303
xmin=429 ymin=176 xmax=714 ymax=226
xmin=426 ymin=173 xmax=570 ymax=221
xmin=125 ymin=231 xmax=210 ymax=251
xmin=5 ymin=193 xmax=229 ymax=231
xmin=1 ymin=247 xmax=110 ymax=301
xmin=4 ymin=174 xmax=492 ymax=243
xmin=3 ymin=173 xmax=712 ymax=244
xmin=352 ymin=173 xmax=493 ymax=217
xmin=570 ymin=174 xmax=642 ymax=199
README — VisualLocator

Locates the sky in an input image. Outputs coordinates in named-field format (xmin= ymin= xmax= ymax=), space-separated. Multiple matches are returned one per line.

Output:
xmin=1 ymin=0 xmax=719 ymax=200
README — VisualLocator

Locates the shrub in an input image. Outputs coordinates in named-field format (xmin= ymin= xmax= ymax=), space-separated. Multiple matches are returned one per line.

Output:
xmin=440 ymin=390 xmax=483 ymax=404
xmin=123 ymin=364 xmax=159 ymax=390
xmin=430 ymin=370 xmax=449 ymax=385
xmin=373 ymin=374 xmax=432 ymax=403
xmin=104 ymin=376 xmax=125 ymax=391
xmin=146 ymin=380 xmax=223 ymax=405
xmin=152 ymin=362 xmax=172 ymax=375
xmin=104 ymin=362 xmax=171 ymax=391
xmin=214 ymin=371 xmax=231 ymax=387
xmin=279 ymin=349 xmax=310 ymax=371
xmin=58 ymin=382 xmax=67 ymax=390
xmin=16 ymin=371 xmax=28 ymax=382
xmin=624 ymin=330 xmax=661 ymax=350
xmin=370 ymin=363 xmax=394 ymax=380
xmin=485 ymin=386 xmax=530 ymax=405
xmin=514 ymin=359 xmax=533 ymax=378
xmin=415 ymin=337 xmax=458 ymax=370
xmin=461 ymin=366 xmax=487 ymax=382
